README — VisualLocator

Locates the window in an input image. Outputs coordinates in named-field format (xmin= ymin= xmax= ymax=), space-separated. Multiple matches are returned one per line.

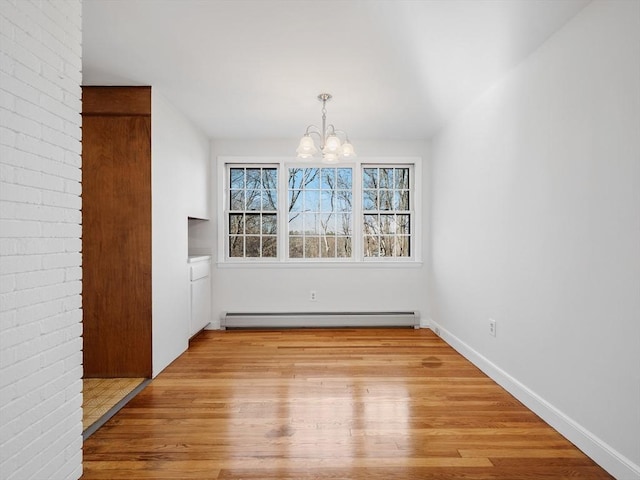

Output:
xmin=221 ymin=158 xmax=420 ymax=263
xmin=227 ymin=166 xmax=278 ymax=258
xmin=288 ymin=167 xmax=353 ymax=259
xmin=363 ymin=167 xmax=411 ymax=258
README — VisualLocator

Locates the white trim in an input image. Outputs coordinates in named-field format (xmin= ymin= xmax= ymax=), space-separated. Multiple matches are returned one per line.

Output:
xmin=428 ymin=318 xmax=640 ymax=480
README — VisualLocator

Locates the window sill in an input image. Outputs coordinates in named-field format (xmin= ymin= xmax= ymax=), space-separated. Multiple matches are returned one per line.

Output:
xmin=216 ymin=260 xmax=424 ymax=269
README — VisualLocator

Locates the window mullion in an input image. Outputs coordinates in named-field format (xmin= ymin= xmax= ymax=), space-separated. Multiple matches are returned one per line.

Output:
xmin=279 ymin=164 xmax=287 ymax=262
xmin=353 ymin=160 xmax=363 ymax=261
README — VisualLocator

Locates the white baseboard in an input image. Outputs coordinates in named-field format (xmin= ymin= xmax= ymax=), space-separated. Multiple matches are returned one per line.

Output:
xmin=428 ymin=319 xmax=640 ymax=480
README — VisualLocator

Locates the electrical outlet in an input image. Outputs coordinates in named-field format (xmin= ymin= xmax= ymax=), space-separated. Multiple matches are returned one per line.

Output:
xmin=489 ymin=319 xmax=496 ymax=337
xmin=310 ymin=290 xmax=317 ymax=301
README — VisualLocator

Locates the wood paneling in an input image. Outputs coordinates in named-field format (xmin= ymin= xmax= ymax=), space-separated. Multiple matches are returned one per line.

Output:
xmin=82 ymin=86 xmax=151 ymax=116
xmin=81 ymin=329 xmax=613 ymax=479
xmin=82 ymin=87 xmax=152 ymax=377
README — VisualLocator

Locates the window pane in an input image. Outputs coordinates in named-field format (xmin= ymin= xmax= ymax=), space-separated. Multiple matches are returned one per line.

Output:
xmin=397 ymin=215 xmax=410 ymax=234
xmin=262 ymin=236 xmax=277 ymax=257
xmin=304 ymin=236 xmax=320 ymax=258
xmin=379 ymin=168 xmax=393 ymax=188
xmin=337 ymin=237 xmax=352 ymax=258
xmin=320 ymin=191 xmax=334 ymax=212
xmin=303 ymin=168 xmax=320 ymax=189
xmin=395 ymin=191 xmax=409 ymax=210
xmin=336 ymin=213 xmax=351 ymax=235
xmin=363 ymin=190 xmax=377 ymax=211
xmin=379 ymin=190 xmax=393 ymax=210
xmin=246 ymin=236 xmax=261 ymax=257
xmin=396 ymin=236 xmax=410 ymax=257
xmin=320 ymin=236 xmax=336 ymax=258
xmin=380 ymin=214 xmax=394 ymax=234
xmin=320 ymin=213 xmax=335 ymax=234
xmin=230 ymin=168 xmax=244 ymax=189
xmin=304 ymin=190 xmax=320 ymax=211
xmin=380 ymin=235 xmax=394 ymax=257
xmin=289 ymin=190 xmax=303 ymax=212
xmin=363 ymin=168 xmax=377 ymax=189
xmin=262 ymin=168 xmax=277 ymax=188
xmin=336 ymin=190 xmax=351 ymax=212
xmin=337 ymin=168 xmax=352 ymax=189
xmin=303 ymin=212 xmax=319 ymax=234
xmin=289 ymin=236 xmax=303 ymax=258
xmin=246 ymin=189 xmax=261 ymax=210
xmin=263 ymin=189 xmax=277 ymax=210
xmin=246 ymin=168 xmax=261 ymax=188
xmin=245 ymin=214 xmax=260 ymax=234
xmin=262 ymin=214 xmax=277 ymax=234
xmin=288 ymin=214 xmax=303 ymax=234
xmin=321 ymin=168 xmax=336 ymax=189
xmin=395 ymin=168 xmax=409 ymax=189
xmin=289 ymin=168 xmax=304 ymax=189
xmin=363 ymin=214 xmax=378 ymax=235
xmin=364 ymin=236 xmax=379 ymax=257
xmin=230 ymin=189 xmax=244 ymax=210
xmin=229 ymin=214 xmax=244 ymax=234
xmin=229 ymin=236 xmax=244 ymax=257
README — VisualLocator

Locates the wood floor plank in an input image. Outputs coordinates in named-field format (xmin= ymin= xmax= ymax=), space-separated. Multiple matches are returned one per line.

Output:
xmin=81 ymin=328 xmax=613 ymax=479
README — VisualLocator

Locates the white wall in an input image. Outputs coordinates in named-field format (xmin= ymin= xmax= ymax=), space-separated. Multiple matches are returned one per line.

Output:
xmin=0 ymin=1 xmax=83 ymax=479
xmin=429 ymin=1 xmax=640 ymax=478
xmin=206 ymin=139 xmax=430 ymax=328
xmin=151 ymin=90 xmax=210 ymax=376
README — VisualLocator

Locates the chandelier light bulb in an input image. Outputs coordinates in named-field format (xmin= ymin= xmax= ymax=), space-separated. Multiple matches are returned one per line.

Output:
xmin=296 ymin=135 xmax=317 ymax=158
xmin=341 ymin=141 xmax=356 ymax=158
xmin=324 ymin=135 xmax=342 ymax=154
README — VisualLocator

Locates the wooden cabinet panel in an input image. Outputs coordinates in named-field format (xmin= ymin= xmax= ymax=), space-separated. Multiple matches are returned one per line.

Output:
xmin=82 ymin=87 xmax=152 ymax=377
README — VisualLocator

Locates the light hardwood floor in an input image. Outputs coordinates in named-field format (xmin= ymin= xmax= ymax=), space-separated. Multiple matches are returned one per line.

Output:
xmin=81 ymin=328 xmax=613 ymax=479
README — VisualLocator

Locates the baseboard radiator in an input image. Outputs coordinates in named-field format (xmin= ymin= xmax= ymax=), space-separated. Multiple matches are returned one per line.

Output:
xmin=221 ymin=311 xmax=419 ymax=329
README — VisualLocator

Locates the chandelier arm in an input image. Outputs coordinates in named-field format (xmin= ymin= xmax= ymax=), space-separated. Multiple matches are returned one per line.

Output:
xmin=304 ymin=126 xmax=322 ymax=139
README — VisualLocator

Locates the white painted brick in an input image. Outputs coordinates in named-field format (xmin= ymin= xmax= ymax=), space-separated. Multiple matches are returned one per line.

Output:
xmin=15 ymin=268 xmax=66 ymax=290
xmin=15 ymin=238 xmax=65 ymax=255
xmin=0 ymin=290 xmax=17 ymax=312
xmin=0 ymin=383 xmax=17 ymax=407
xmin=1 ymin=0 xmax=82 ymax=476
xmin=15 ymin=132 xmax=66 ymax=162
xmin=0 ymin=322 xmax=40 ymax=350
xmin=0 ymin=124 xmax=18 ymax=146
xmin=0 ymin=355 xmax=40 ymax=390
xmin=15 ymin=97 xmax=65 ymax=132
xmin=0 ymin=253 xmax=42 ymax=274
xmin=16 ymin=298 xmax=64 ymax=325
xmin=0 ymin=105 xmax=41 ymax=138
xmin=0 ymin=238 xmax=18 ymax=255
xmin=0 ymin=88 xmax=17 ymax=112
xmin=0 ymin=309 xmax=17 ymax=330
xmin=64 ymin=266 xmax=81 ymax=282
xmin=0 ymin=273 xmax=16 ymax=293
xmin=0 ymin=218 xmax=41 ymax=237
xmin=0 ymin=181 xmax=41 ymax=204
xmin=41 ymin=189 xmax=80 ymax=209
xmin=40 ymin=221 xmax=81 ymax=238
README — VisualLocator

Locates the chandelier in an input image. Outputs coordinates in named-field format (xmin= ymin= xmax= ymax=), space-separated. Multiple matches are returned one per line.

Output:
xmin=296 ymin=93 xmax=356 ymax=163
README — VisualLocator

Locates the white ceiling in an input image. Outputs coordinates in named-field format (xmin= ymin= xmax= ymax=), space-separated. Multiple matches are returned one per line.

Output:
xmin=82 ymin=0 xmax=590 ymax=141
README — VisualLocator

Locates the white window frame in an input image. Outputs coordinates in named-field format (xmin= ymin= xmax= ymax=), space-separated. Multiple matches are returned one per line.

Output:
xmin=217 ymin=156 xmax=422 ymax=266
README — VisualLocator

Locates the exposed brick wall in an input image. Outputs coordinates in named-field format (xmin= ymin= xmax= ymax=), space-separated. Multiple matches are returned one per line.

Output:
xmin=0 ymin=1 xmax=83 ymax=479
